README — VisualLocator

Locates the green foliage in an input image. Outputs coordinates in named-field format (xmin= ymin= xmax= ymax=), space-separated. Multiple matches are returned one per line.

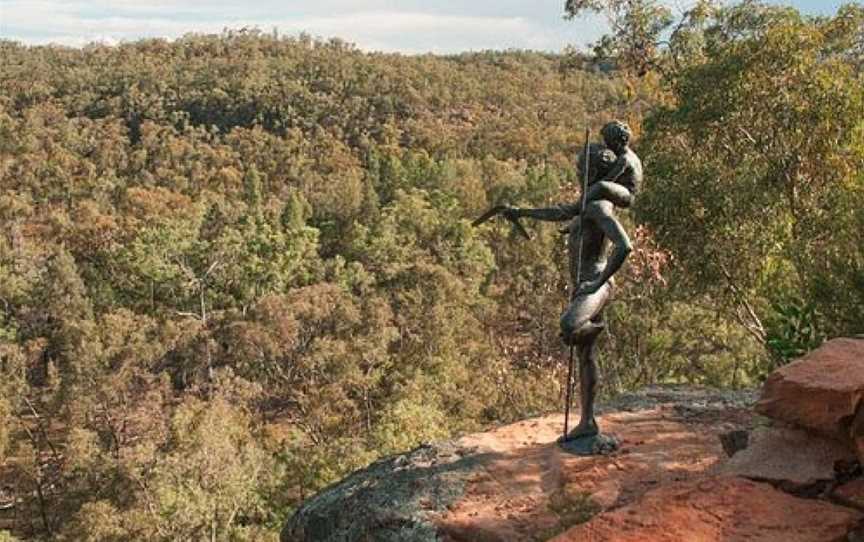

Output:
xmin=765 ymin=300 xmax=824 ymax=365
xmin=6 ymin=7 xmax=856 ymax=537
xmin=371 ymin=398 xmax=451 ymax=455
xmin=147 ymin=395 xmax=272 ymax=540
xmin=565 ymin=0 xmax=675 ymax=77
xmin=0 ymin=34 xmax=628 ymax=538
xmin=0 ymin=398 xmax=11 ymax=461
xmin=638 ymin=2 xmax=864 ymax=351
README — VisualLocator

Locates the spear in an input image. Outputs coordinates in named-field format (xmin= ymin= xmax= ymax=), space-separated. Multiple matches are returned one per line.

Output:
xmin=564 ymin=127 xmax=591 ymax=441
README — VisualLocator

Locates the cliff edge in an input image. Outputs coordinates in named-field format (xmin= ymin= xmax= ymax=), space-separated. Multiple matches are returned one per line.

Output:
xmin=283 ymin=339 xmax=864 ymax=542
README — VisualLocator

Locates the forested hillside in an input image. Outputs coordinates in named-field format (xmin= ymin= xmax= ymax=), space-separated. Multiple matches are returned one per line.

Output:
xmin=1 ymin=1 xmax=862 ymax=539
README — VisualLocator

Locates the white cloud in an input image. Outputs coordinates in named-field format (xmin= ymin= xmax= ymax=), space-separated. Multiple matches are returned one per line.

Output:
xmin=0 ymin=0 xmax=605 ymax=53
xmin=0 ymin=0 xmax=843 ymax=52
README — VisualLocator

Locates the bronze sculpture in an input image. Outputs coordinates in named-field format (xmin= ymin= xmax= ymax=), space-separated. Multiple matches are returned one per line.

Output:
xmin=477 ymin=121 xmax=641 ymax=453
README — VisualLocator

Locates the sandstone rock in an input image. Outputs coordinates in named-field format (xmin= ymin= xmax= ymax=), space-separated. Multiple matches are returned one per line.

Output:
xmin=718 ymin=425 xmax=854 ymax=490
xmin=281 ymin=442 xmax=479 ymax=542
xmin=832 ymin=478 xmax=864 ymax=509
xmin=281 ymin=386 xmax=756 ymax=542
xmin=438 ymin=405 xmax=744 ymax=541
xmin=552 ymin=477 xmax=862 ymax=542
xmin=756 ymin=338 xmax=864 ymax=448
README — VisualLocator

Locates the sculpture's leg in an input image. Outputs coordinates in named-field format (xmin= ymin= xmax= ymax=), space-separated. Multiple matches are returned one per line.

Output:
xmin=560 ymin=319 xmax=621 ymax=454
xmin=559 ymin=285 xmax=609 ymax=346
xmin=586 ymin=181 xmax=633 ymax=209
xmin=559 ymin=322 xmax=620 ymax=454
xmin=568 ymin=328 xmax=604 ymax=439
xmin=570 ymin=329 xmax=601 ymax=438
xmin=559 ymin=284 xmax=609 ymax=440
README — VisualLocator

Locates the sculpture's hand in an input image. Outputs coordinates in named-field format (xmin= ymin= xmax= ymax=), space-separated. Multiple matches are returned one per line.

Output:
xmin=575 ymin=279 xmax=603 ymax=297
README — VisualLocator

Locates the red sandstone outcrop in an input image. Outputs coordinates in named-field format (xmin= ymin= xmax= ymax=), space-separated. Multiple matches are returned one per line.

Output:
xmin=551 ymin=477 xmax=862 ymax=542
xmin=756 ymin=338 xmax=864 ymax=458
xmin=718 ymin=425 xmax=855 ymax=490
xmin=283 ymin=387 xmax=758 ymax=542
xmin=285 ymin=340 xmax=864 ymax=542
xmin=436 ymin=401 xmax=746 ymax=541
xmin=834 ymin=478 xmax=864 ymax=509
xmin=552 ymin=339 xmax=864 ymax=542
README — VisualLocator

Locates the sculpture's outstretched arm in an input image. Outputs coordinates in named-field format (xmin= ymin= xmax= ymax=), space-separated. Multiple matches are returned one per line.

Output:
xmin=510 ymin=203 xmax=581 ymax=222
xmin=577 ymin=201 xmax=633 ymax=294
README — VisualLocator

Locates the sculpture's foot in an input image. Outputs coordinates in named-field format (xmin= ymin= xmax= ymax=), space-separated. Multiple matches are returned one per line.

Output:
xmin=563 ymin=418 xmax=599 ymax=440
xmin=557 ymin=432 xmax=620 ymax=456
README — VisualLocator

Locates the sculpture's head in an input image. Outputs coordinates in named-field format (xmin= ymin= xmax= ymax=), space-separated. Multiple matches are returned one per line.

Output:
xmin=600 ymin=120 xmax=631 ymax=154
xmin=577 ymin=143 xmax=617 ymax=184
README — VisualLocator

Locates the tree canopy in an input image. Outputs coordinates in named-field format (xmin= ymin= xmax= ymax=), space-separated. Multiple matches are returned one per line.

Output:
xmin=1 ymin=2 xmax=862 ymax=539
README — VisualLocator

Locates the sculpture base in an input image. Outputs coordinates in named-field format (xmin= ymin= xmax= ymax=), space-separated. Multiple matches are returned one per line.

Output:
xmin=557 ymin=432 xmax=620 ymax=456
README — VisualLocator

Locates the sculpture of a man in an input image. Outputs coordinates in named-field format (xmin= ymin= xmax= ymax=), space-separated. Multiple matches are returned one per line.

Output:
xmin=503 ymin=121 xmax=641 ymax=443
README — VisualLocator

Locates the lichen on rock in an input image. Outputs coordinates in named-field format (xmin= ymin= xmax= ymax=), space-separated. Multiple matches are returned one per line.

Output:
xmin=281 ymin=442 xmax=481 ymax=542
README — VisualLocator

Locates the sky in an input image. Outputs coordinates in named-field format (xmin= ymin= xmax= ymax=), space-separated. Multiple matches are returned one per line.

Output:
xmin=0 ymin=0 xmax=853 ymax=54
